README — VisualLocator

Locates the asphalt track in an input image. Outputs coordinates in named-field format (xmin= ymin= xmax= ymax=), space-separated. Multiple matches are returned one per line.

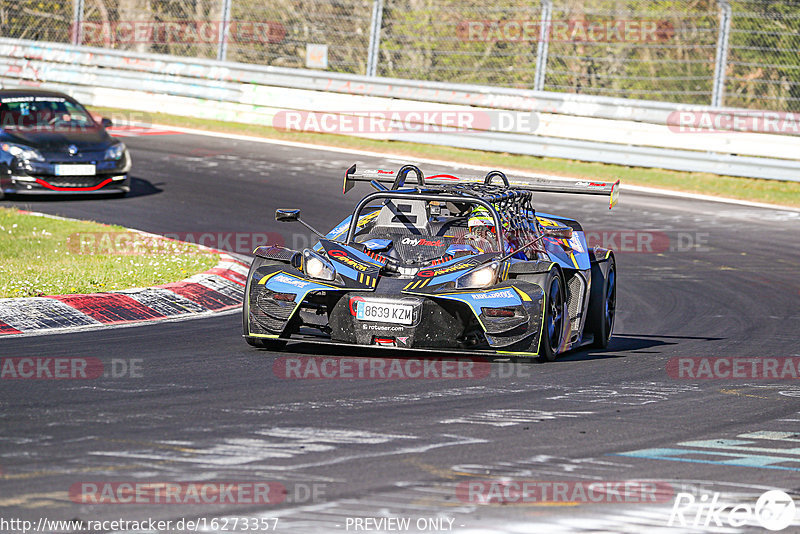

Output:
xmin=1 ymin=131 xmax=800 ymax=533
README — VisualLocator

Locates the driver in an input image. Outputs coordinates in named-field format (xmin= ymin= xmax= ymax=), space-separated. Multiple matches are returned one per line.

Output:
xmin=467 ymin=206 xmax=512 ymax=253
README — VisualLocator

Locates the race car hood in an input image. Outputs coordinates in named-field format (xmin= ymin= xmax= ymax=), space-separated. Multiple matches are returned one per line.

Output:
xmin=315 ymin=238 xmax=501 ymax=293
xmin=0 ymin=126 xmax=114 ymax=153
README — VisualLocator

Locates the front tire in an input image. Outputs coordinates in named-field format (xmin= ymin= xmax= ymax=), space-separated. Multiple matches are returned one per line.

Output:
xmin=536 ymin=270 xmax=566 ymax=362
xmin=587 ymin=255 xmax=616 ymax=348
xmin=513 ymin=269 xmax=566 ymax=362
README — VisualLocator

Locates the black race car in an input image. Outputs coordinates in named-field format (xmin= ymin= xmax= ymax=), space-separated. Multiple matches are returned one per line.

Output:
xmin=244 ymin=164 xmax=619 ymax=362
xmin=0 ymin=89 xmax=131 ymax=197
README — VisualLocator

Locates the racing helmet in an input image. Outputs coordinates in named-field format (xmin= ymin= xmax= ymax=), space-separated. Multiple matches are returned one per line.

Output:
xmin=468 ymin=206 xmax=496 ymax=232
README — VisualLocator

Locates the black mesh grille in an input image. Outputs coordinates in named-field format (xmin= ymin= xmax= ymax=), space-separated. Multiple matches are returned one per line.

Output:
xmin=252 ymin=287 xmax=295 ymax=332
xmin=568 ymin=274 xmax=585 ymax=337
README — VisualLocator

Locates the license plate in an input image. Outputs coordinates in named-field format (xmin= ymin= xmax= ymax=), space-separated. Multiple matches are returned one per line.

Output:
xmin=356 ymin=300 xmax=413 ymax=325
xmin=54 ymin=164 xmax=96 ymax=176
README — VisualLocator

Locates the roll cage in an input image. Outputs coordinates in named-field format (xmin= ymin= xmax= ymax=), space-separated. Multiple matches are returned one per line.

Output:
xmin=344 ymin=164 xmax=539 ymax=249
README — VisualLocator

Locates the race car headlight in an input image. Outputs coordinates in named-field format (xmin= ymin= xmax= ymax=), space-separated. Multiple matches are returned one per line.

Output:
xmin=1 ymin=143 xmax=45 ymax=162
xmin=455 ymin=261 xmax=499 ymax=289
xmin=104 ymin=143 xmax=126 ymax=161
xmin=302 ymin=249 xmax=336 ymax=281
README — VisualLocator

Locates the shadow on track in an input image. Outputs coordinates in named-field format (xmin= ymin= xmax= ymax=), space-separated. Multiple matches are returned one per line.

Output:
xmin=245 ymin=334 xmax=715 ymax=364
xmin=2 ymin=176 xmax=162 ymax=202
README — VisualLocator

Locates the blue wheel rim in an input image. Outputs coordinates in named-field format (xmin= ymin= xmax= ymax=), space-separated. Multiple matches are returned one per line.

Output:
xmin=604 ymin=268 xmax=616 ymax=336
xmin=546 ymin=278 xmax=563 ymax=352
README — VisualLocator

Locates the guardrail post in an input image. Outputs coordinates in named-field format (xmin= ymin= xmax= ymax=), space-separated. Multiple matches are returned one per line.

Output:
xmin=366 ymin=0 xmax=384 ymax=76
xmin=533 ymin=0 xmax=552 ymax=92
xmin=712 ymin=0 xmax=732 ymax=107
xmin=71 ymin=0 xmax=85 ymax=45
xmin=217 ymin=0 xmax=234 ymax=61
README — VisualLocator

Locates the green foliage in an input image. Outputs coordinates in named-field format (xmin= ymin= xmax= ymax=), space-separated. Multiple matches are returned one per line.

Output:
xmin=5 ymin=0 xmax=799 ymax=110
xmin=0 ymin=0 xmax=72 ymax=42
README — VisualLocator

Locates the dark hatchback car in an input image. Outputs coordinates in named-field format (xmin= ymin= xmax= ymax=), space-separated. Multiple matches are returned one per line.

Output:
xmin=0 ymin=89 xmax=131 ymax=197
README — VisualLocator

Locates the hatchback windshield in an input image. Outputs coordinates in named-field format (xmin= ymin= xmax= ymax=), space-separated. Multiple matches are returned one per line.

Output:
xmin=0 ymin=96 xmax=96 ymax=130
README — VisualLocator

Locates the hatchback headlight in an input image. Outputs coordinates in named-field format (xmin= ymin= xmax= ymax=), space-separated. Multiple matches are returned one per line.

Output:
xmin=455 ymin=262 xmax=499 ymax=289
xmin=1 ymin=143 xmax=45 ymax=162
xmin=104 ymin=143 xmax=126 ymax=161
xmin=302 ymin=249 xmax=336 ymax=281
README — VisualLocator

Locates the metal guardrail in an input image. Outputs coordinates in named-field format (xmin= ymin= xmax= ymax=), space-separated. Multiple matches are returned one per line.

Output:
xmin=0 ymin=37 xmax=798 ymax=182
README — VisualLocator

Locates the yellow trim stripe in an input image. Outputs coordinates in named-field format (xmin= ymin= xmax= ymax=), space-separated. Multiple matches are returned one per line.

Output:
xmin=497 ymin=350 xmax=539 ymax=357
xmin=568 ymin=251 xmax=580 ymax=269
xmin=512 ymin=286 xmax=532 ymax=302
xmin=258 ymin=271 xmax=281 ymax=285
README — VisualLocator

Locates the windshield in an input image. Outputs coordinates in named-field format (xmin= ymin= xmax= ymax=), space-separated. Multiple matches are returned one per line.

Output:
xmin=0 ymin=96 xmax=96 ymax=130
xmin=354 ymin=199 xmax=505 ymax=263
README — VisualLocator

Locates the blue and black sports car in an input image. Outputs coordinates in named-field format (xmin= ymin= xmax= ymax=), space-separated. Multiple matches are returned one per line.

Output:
xmin=244 ymin=164 xmax=619 ymax=361
xmin=0 ymin=89 xmax=131 ymax=197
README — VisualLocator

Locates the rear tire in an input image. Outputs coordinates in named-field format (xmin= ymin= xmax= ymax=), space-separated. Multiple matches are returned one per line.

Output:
xmin=587 ymin=256 xmax=616 ymax=348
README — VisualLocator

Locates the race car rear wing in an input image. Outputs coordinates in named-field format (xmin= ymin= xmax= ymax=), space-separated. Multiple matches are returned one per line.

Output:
xmin=342 ymin=164 xmax=620 ymax=209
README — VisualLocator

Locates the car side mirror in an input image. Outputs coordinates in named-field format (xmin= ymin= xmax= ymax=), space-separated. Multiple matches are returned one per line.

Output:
xmin=275 ymin=209 xmax=301 ymax=222
xmin=542 ymin=226 xmax=573 ymax=239
xmin=101 ymin=117 xmax=113 ymax=128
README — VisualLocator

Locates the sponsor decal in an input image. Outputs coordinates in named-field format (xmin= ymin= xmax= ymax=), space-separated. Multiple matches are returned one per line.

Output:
xmin=328 ymin=250 xmax=370 ymax=272
xmin=273 ymin=274 xmax=310 ymax=288
xmin=567 ymin=233 xmax=585 ymax=253
xmin=401 ymin=237 xmax=445 ymax=247
xmin=419 ymin=262 xmax=476 ymax=278
xmin=470 ymin=290 xmax=515 ymax=300
xmin=0 ymin=96 xmax=66 ymax=104
xmin=329 ymin=222 xmax=349 ymax=238
xmin=362 ymin=324 xmax=405 ymax=331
